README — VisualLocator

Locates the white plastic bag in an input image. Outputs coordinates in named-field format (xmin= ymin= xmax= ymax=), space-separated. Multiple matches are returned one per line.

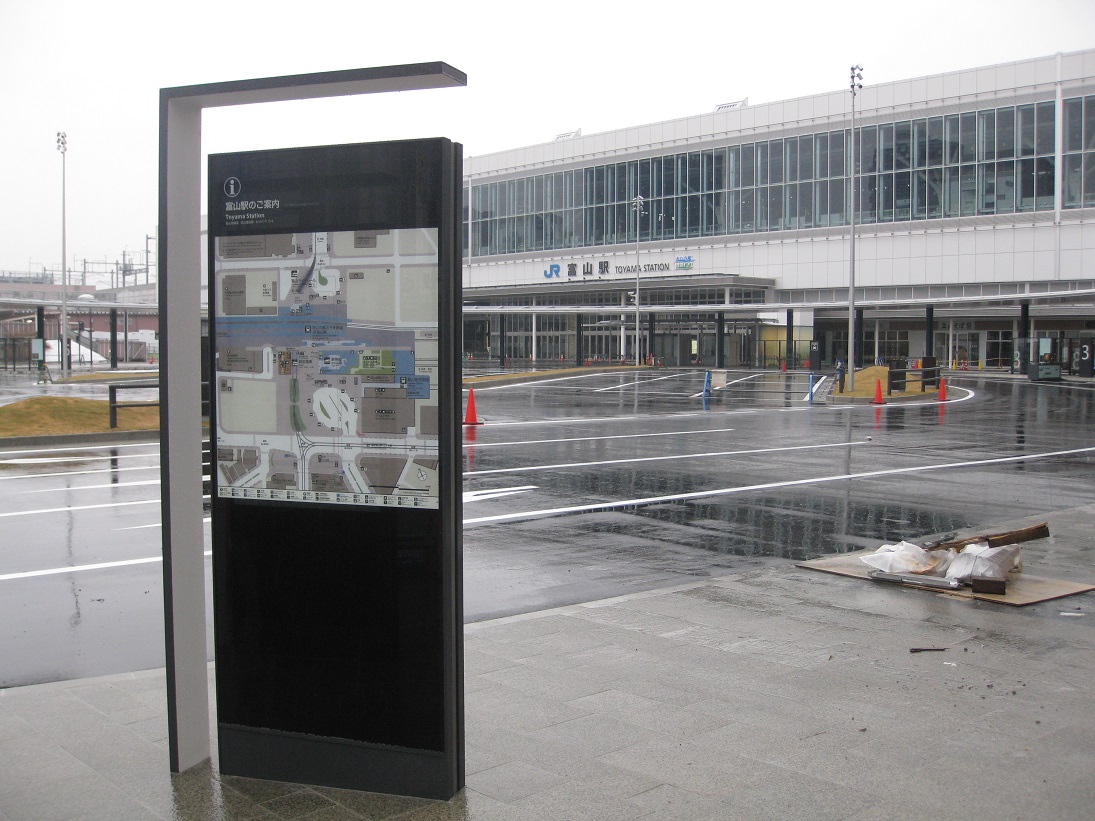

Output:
xmin=945 ymin=543 xmax=1023 ymax=583
xmin=861 ymin=541 xmax=946 ymax=575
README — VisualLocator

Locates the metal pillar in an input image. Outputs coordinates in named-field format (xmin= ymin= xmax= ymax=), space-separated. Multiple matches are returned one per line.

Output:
xmin=530 ymin=312 xmax=537 ymax=363
xmin=854 ymin=309 xmax=864 ymax=368
xmin=648 ymin=312 xmax=656 ymax=365
xmin=109 ymin=309 xmax=118 ymax=370
xmin=785 ymin=309 xmax=793 ymax=368
xmin=1019 ymin=301 xmax=1031 ymax=374
xmin=925 ymin=305 xmax=934 ymax=357
xmin=715 ymin=312 xmax=724 ymax=369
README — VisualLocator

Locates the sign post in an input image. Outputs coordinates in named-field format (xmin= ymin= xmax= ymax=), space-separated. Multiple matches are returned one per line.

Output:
xmin=157 ymin=63 xmax=466 ymax=783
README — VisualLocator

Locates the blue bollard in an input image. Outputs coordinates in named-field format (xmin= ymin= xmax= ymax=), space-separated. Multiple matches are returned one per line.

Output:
xmin=808 ymin=372 xmax=814 ymax=404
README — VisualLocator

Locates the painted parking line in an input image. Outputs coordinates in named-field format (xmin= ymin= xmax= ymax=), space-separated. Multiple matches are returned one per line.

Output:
xmin=19 ymin=479 xmax=176 ymax=493
xmin=465 ymin=439 xmax=869 ymax=477
xmin=470 ymin=372 xmax=622 ymax=391
xmin=0 ymin=499 xmax=160 ymax=519
xmin=0 ymin=442 xmax=157 ymax=458
xmin=465 ymin=445 xmax=1095 ymax=526
xmin=689 ymin=372 xmax=763 ymax=398
xmin=0 ymin=465 xmax=160 ymax=482
xmin=0 ymin=485 xmax=545 ymax=582
xmin=0 ymin=452 xmax=159 ymax=466
xmin=463 ymin=486 xmax=538 ymax=502
xmin=466 ymin=426 xmax=739 ymax=449
xmin=0 ymin=551 xmax=212 ymax=583
xmin=593 ymin=372 xmax=692 ymax=392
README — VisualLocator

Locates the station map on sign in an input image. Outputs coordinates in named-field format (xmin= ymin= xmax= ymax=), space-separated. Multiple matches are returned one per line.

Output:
xmin=213 ymin=228 xmax=440 ymax=509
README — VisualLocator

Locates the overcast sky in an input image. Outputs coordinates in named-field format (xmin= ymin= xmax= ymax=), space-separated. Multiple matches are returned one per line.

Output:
xmin=2 ymin=0 xmax=1093 ymax=279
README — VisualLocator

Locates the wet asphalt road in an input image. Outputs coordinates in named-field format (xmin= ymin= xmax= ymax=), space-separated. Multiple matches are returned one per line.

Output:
xmin=1 ymin=369 xmax=1094 ymax=687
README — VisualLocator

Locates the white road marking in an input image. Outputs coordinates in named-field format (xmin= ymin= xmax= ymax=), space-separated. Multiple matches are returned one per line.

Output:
xmin=0 ymin=442 xmax=157 ymax=458
xmin=0 ymin=499 xmax=160 ymax=519
xmin=467 ymin=408 xmax=758 ymax=429
xmin=1 ymin=484 xmax=538 ymax=581
xmin=805 ymin=376 xmax=829 ymax=401
xmin=0 ymin=452 xmax=158 ymax=466
xmin=467 ymin=426 xmax=738 ymax=449
xmin=0 ymin=465 xmax=160 ymax=481
xmin=118 ymin=517 xmax=211 ymax=531
xmin=20 ymin=479 xmax=164 ymax=493
xmin=464 ymin=445 xmax=1095 ymax=525
xmin=0 ymin=551 xmax=212 ymax=582
xmin=464 ymin=486 xmax=537 ymax=502
xmin=465 ymin=440 xmax=869 ymax=476
xmin=470 ymin=371 xmax=620 ymax=391
xmin=467 ymin=413 xmax=649 ymax=428
xmin=593 ymin=372 xmax=691 ymax=392
xmin=690 ymin=372 xmax=763 ymax=397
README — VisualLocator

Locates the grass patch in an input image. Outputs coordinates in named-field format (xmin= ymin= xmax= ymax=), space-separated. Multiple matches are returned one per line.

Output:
xmin=0 ymin=397 xmax=159 ymax=437
xmin=832 ymin=365 xmax=930 ymax=398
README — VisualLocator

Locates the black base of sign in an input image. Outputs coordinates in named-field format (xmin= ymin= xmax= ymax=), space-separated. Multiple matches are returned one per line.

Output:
xmin=213 ymin=501 xmax=446 ymax=750
xmin=219 ymin=724 xmax=452 ymax=799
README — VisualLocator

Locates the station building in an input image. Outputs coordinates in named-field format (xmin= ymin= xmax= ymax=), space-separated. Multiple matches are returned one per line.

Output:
xmin=461 ymin=48 xmax=1095 ymax=371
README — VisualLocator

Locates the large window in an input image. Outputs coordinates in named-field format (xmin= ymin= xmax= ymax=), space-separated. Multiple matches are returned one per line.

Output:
xmin=1063 ymin=95 xmax=1095 ymax=208
xmin=467 ymin=98 xmax=1073 ymax=258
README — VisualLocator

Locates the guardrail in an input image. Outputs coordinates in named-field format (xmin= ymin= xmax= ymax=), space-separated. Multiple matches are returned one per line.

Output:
xmin=107 ymin=380 xmax=210 ymax=427
xmin=886 ymin=363 xmax=941 ymax=395
xmin=107 ymin=381 xmax=160 ymax=429
xmin=106 ymin=382 xmax=212 ymax=500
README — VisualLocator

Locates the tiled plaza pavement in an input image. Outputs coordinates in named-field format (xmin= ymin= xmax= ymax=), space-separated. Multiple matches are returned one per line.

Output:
xmin=2 ymin=506 xmax=1093 ymax=820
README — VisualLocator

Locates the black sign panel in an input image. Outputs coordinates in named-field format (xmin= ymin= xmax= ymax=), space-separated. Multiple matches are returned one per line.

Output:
xmin=1078 ymin=339 xmax=1094 ymax=378
xmin=208 ymin=140 xmax=462 ymax=799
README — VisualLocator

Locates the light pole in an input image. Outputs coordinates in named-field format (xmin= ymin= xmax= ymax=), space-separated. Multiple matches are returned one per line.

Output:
xmin=632 ymin=194 xmax=644 ymax=368
xmin=57 ymin=131 xmax=69 ymax=378
xmin=847 ymin=66 xmax=862 ymax=391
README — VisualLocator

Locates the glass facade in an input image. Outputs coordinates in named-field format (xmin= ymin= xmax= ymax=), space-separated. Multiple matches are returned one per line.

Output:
xmin=1063 ymin=94 xmax=1095 ymax=208
xmin=466 ymin=97 xmax=1095 ymax=260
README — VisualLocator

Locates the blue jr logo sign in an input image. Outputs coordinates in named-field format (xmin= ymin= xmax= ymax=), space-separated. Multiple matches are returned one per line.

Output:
xmin=543 ymin=264 xmax=561 ymax=279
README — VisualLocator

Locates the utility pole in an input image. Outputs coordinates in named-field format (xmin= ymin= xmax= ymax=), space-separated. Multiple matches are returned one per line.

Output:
xmin=145 ymin=234 xmax=156 ymax=284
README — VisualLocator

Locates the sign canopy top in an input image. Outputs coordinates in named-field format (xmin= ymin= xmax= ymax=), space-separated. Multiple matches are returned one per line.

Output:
xmin=161 ymin=62 xmax=467 ymax=108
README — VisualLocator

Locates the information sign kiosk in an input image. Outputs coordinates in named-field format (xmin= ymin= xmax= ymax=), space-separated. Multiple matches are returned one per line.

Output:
xmin=207 ymin=139 xmax=463 ymax=799
xmin=1028 ymin=337 xmax=1062 ymax=381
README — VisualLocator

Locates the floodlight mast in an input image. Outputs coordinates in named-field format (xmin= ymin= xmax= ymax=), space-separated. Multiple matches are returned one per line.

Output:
xmin=633 ymin=194 xmax=644 ymax=368
xmin=847 ymin=65 xmax=863 ymax=391
xmin=57 ymin=132 xmax=68 ymax=378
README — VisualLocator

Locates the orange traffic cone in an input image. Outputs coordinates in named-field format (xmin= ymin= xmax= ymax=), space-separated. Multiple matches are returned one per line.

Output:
xmin=781 ymin=360 xmax=787 ymax=372
xmin=938 ymin=378 xmax=947 ymax=402
xmin=871 ymin=379 xmax=885 ymax=405
xmin=463 ymin=388 xmax=482 ymax=426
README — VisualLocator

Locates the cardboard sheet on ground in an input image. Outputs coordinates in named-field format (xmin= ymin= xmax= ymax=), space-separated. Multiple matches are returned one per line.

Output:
xmin=797 ymin=549 xmax=1095 ymax=606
